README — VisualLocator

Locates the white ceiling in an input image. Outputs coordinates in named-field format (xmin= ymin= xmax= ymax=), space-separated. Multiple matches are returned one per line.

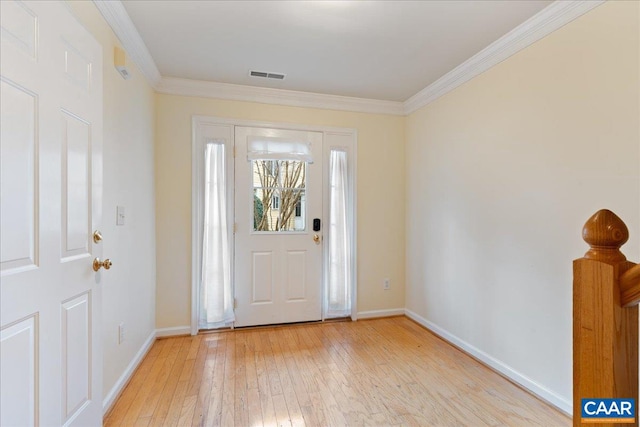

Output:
xmin=121 ymin=0 xmax=553 ymax=102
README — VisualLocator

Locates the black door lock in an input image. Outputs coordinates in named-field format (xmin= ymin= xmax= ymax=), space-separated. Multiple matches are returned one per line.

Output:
xmin=313 ymin=218 xmax=321 ymax=232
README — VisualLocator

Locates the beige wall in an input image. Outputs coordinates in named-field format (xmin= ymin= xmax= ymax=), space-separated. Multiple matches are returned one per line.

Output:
xmin=66 ymin=1 xmax=157 ymax=402
xmin=405 ymin=0 xmax=639 ymax=409
xmin=156 ymin=95 xmax=406 ymax=328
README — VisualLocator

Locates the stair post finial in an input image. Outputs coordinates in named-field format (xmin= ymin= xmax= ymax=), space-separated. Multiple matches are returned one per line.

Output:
xmin=582 ymin=209 xmax=629 ymax=263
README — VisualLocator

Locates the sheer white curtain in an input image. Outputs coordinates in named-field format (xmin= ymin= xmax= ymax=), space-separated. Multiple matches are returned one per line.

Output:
xmin=326 ymin=149 xmax=351 ymax=318
xmin=200 ymin=142 xmax=234 ymax=328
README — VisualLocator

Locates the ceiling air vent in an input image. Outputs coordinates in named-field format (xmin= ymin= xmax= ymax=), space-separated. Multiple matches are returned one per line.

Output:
xmin=250 ymin=70 xmax=285 ymax=80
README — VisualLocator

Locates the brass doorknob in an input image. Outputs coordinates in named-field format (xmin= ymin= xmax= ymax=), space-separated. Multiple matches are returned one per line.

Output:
xmin=92 ymin=230 xmax=103 ymax=243
xmin=93 ymin=257 xmax=112 ymax=272
xmin=313 ymin=234 xmax=321 ymax=243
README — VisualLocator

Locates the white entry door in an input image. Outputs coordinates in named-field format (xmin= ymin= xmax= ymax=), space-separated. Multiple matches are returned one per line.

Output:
xmin=1 ymin=1 xmax=103 ymax=426
xmin=234 ymin=127 xmax=323 ymax=327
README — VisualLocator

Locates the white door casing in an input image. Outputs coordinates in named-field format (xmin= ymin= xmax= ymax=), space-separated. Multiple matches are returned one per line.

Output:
xmin=191 ymin=118 xmax=357 ymax=332
xmin=191 ymin=121 xmax=235 ymax=333
xmin=1 ymin=1 xmax=103 ymax=426
xmin=234 ymin=126 xmax=323 ymax=327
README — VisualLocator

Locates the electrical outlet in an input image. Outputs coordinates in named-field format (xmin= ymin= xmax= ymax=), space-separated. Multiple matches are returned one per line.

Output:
xmin=383 ymin=278 xmax=390 ymax=290
xmin=118 ymin=322 xmax=125 ymax=344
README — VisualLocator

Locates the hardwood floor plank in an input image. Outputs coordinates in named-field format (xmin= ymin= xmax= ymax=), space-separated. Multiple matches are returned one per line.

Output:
xmin=261 ymin=331 xmax=284 ymax=397
xmin=220 ymin=332 xmax=235 ymax=427
xmin=289 ymin=328 xmax=331 ymax=426
xmin=177 ymin=395 xmax=196 ymax=426
xmin=233 ymin=332 xmax=249 ymax=427
xmin=137 ymin=337 xmax=184 ymax=420
xmin=186 ymin=337 xmax=208 ymax=397
xmin=255 ymin=349 xmax=278 ymax=426
xmin=148 ymin=338 xmax=191 ymax=426
xmin=132 ymin=416 xmax=151 ymax=427
xmin=204 ymin=333 xmax=227 ymax=426
xmin=268 ymin=329 xmax=305 ymax=425
xmin=189 ymin=335 xmax=221 ymax=425
xmin=178 ymin=339 xmax=199 ymax=383
xmin=244 ymin=331 xmax=259 ymax=391
xmin=246 ymin=384 xmax=264 ymax=427
xmin=186 ymin=335 xmax=201 ymax=360
xmin=272 ymin=393 xmax=293 ymax=427
xmin=162 ymin=379 xmax=188 ymax=427
xmin=106 ymin=317 xmax=570 ymax=427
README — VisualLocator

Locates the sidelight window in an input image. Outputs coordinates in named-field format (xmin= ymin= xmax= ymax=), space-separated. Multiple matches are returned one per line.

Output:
xmin=325 ymin=149 xmax=352 ymax=318
xmin=200 ymin=142 xmax=234 ymax=328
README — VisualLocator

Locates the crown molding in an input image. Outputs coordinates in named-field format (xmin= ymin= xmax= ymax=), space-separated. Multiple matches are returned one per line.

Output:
xmin=403 ymin=0 xmax=605 ymax=115
xmin=93 ymin=0 xmax=161 ymax=86
xmin=94 ymin=0 xmax=604 ymax=116
xmin=157 ymin=77 xmax=405 ymax=116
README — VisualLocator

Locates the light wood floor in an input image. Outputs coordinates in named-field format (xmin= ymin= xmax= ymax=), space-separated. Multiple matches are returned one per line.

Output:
xmin=104 ymin=317 xmax=570 ymax=426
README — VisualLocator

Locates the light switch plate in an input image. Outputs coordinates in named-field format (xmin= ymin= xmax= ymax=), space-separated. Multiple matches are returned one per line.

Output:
xmin=116 ymin=206 xmax=125 ymax=226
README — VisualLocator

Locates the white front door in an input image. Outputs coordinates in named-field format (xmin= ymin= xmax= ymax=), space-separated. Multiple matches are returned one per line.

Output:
xmin=234 ymin=127 xmax=323 ymax=327
xmin=1 ymin=1 xmax=103 ymax=425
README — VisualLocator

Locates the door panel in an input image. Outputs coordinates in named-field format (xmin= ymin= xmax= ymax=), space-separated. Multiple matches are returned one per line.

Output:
xmin=234 ymin=127 xmax=323 ymax=327
xmin=61 ymin=292 xmax=91 ymax=423
xmin=0 ymin=1 xmax=103 ymax=425
xmin=0 ymin=79 xmax=38 ymax=273
xmin=0 ymin=315 xmax=37 ymax=426
xmin=251 ymin=251 xmax=274 ymax=303
xmin=285 ymin=250 xmax=306 ymax=301
xmin=61 ymin=110 xmax=92 ymax=260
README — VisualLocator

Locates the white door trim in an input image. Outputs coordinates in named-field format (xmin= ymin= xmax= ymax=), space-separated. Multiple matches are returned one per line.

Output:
xmin=191 ymin=116 xmax=357 ymax=334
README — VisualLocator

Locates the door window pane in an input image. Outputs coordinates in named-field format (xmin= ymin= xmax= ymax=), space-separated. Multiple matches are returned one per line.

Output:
xmin=252 ymin=160 xmax=306 ymax=231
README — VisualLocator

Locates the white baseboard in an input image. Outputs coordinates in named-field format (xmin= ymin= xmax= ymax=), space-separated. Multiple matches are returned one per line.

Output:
xmin=102 ymin=330 xmax=156 ymax=415
xmin=357 ymin=308 xmax=405 ymax=319
xmin=155 ymin=325 xmax=191 ymax=337
xmin=404 ymin=309 xmax=572 ymax=416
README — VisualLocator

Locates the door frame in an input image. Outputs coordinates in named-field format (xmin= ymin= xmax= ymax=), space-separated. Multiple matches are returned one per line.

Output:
xmin=191 ymin=115 xmax=358 ymax=334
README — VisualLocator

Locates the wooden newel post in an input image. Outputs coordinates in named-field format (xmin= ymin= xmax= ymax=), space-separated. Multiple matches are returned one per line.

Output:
xmin=574 ymin=209 xmax=638 ymax=427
